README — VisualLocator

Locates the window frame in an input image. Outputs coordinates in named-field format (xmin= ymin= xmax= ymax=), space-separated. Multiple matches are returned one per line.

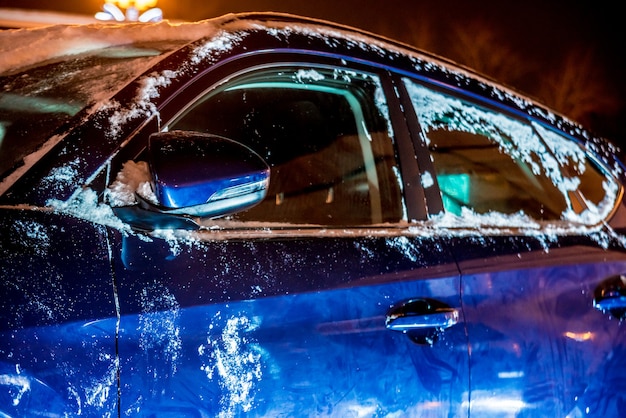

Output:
xmin=396 ymin=73 xmax=622 ymax=225
xmin=132 ymin=51 xmax=427 ymax=230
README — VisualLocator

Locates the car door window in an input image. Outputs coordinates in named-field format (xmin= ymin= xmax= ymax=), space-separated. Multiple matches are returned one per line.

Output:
xmin=166 ymin=66 xmax=403 ymax=226
xmin=531 ymin=121 xmax=618 ymax=218
xmin=403 ymin=79 xmax=617 ymax=223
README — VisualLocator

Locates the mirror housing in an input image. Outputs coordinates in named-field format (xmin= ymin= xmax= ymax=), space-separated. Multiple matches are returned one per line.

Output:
xmin=113 ymin=131 xmax=269 ymax=230
xmin=148 ymin=131 xmax=269 ymax=217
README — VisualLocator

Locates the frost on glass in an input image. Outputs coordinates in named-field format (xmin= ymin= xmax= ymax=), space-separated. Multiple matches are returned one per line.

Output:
xmin=533 ymin=122 xmax=618 ymax=223
xmin=404 ymin=79 xmax=615 ymax=225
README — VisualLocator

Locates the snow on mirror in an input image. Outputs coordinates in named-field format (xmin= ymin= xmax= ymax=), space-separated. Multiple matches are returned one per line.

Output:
xmin=403 ymin=78 xmax=618 ymax=225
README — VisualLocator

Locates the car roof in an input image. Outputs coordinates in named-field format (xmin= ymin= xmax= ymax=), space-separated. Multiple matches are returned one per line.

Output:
xmin=0 ymin=12 xmax=623 ymax=207
xmin=0 ymin=11 xmax=603 ymax=136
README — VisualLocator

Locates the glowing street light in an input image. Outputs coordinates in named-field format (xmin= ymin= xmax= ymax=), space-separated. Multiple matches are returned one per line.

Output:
xmin=95 ymin=1 xmax=163 ymax=22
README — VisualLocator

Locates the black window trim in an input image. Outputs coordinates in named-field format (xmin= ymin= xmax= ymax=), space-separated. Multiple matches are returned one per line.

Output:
xmin=395 ymin=73 xmax=623 ymax=224
xmin=393 ymin=73 xmax=446 ymax=217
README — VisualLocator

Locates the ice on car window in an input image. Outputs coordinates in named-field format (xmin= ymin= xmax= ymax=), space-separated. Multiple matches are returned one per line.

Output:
xmin=532 ymin=122 xmax=618 ymax=223
xmin=404 ymin=78 xmax=617 ymax=224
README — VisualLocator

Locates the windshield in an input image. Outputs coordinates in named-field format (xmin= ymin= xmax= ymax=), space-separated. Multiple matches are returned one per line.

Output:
xmin=0 ymin=42 xmax=182 ymax=179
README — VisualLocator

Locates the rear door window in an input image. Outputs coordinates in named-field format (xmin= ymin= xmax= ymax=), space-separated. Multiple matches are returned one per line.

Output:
xmin=403 ymin=79 xmax=618 ymax=223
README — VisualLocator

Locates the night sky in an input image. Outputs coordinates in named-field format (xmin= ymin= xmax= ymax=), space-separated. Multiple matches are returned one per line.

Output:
xmin=1 ymin=0 xmax=625 ymax=148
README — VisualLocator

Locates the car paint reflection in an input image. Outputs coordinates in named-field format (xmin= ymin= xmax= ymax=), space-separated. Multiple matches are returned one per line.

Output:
xmin=114 ymin=231 xmax=468 ymax=416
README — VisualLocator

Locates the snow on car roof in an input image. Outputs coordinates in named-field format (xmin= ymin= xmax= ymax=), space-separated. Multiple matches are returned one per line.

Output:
xmin=0 ymin=18 xmax=224 ymax=75
xmin=2 ymin=13 xmax=623 ymax=250
xmin=0 ymin=11 xmax=452 ymax=77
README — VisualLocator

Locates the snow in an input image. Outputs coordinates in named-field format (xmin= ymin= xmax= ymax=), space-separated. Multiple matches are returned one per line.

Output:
xmin=139 ymin=284 xmax=182 ymax=376
xmin=403 ymin=79 xmax=619 ymax=225
xmin=106 ymin=160 xmax=157 ymax=206
xmin=41 ymin=157 xmax=81 ymax=193
xmin=189 ymin=29 xmax=249 ymax=66
xmin=104 ymin=69 xmax=179 ymax=139
xmin=13 ymin=220 xmax=51 ymax=256
xmin=48 ymin=188 xmax=130 ymax=233
xmin=0 ymin=12 xmax=621 ymax=251
xmin=421 ymin=171 xmax=434 ymax=189
xmin=4 ymin=14 xmax=626 ymax=418
xmin=295 ymin=68 xmax=325 ymax=82
xmin=0 ymin=8 xmax=97 ymax=29
xmin=82 ymin=362 xmax=117 ymax=410
xmin=0 ymin=373 xmax=30 ymax=407
xmin=385 ymin=236 xmax=423 ymax=263
xmin=0 ymin=18 xmax=226 ymax=75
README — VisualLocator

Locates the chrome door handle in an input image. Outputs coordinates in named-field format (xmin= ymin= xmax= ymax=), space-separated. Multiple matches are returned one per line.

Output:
xmin=594 ymin=275 xmax=626 ymax=320
xmin=386 ymin=298 xmax=459 ymax=345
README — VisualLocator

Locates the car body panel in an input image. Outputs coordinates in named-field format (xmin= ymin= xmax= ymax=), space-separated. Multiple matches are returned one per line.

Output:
xmin=0 ymin=210 xmax=118 ymax=416
xmin=451 ymin=234 xmax=626 ymax=417
xmin=111 ymin=230 xmax=468 ymax=416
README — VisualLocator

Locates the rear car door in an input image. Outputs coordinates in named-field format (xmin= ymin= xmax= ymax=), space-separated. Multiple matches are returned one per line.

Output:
xmin=455 ymin=234 xmax=626 ymax=417
xmin=108 ymin=59 xmax=470 ymax=416
xmin=402 ymin=77 xmax=626 ymax=417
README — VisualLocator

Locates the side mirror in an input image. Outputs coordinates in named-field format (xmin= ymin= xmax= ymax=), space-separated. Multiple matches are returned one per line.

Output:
xmin=112 ymin=131 xmax=269 ymax=230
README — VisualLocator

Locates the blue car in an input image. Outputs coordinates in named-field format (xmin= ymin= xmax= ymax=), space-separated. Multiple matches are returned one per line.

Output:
xmin=1 ymin=12 xmax=625 ymax=417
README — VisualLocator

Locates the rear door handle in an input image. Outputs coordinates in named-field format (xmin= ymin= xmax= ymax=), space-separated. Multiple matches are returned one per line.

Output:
xmin=386 ymin=298 xmax=459 ymax=345
xmin=594 ymin=275 xmax=626 ymax=320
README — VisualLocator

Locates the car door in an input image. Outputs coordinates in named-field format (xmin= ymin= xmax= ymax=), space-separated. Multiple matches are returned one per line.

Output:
xmin=0 ymin=210 xmax=118 ymax=417
xmin=107 ymin=59 xmax=471 ymax=416
xmin=454 ymin=234 xmax=626 ymax=417
xmin=402 ymin=77 xmax=626 ymax=417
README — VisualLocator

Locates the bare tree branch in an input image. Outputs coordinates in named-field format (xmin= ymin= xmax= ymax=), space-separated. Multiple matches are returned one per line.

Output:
xmin=446 ymin=19 xmax=534 ymax=85
xmin=536 ymin=48 xmax=621 ymax=125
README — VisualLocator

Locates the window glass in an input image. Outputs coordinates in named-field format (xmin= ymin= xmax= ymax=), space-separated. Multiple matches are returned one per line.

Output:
xmin=404 ymin=79 xmax=574 ymax=220
xmin=532 ymin=122 xmax=618 ymax=219
xmin=0 ymin=43 xmax=179 ymax=180
xmin=168 ymin=66 xmax=403 ymax=225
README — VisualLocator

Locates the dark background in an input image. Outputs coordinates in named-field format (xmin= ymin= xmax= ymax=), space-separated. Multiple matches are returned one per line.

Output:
xmin=2 ymin=1 xmax=625 ymax=150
